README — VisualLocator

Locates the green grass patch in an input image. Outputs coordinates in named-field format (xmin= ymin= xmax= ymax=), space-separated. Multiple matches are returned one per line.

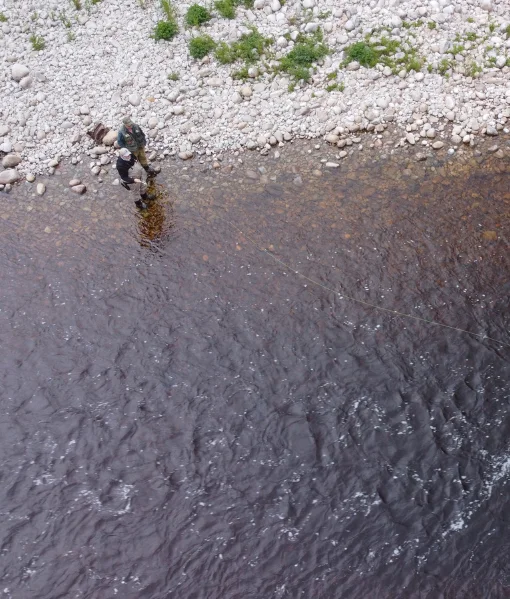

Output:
xmin=0 ymin=12 xmax=8 ymax=21
xmin=438 ymin=57 xmax=452 ymax=75
xmin=214 ymin=26 xmax=272 ymax=64
xmin=467 ymin=61 xmax=482 ymax=77
xmin=427 ymin=21 xmax=436 ymax=29
xmin=161 ymin=0 xmax=175 ymax=20
xmin=505 ymin=24 xmax=510 ymax=39
xmin=189 ymin=34 xmax=216 ymax=58
xmin=214 ymin=0 xmax=235 ymax=18
xmin=326 ymin=70 xmax=337 ymax=80
xmin=30 ymin=34 xmax=46 ymax=50
xmin=464 ymin=31 xmax=478 ymax=41
xmin=343 ymin=36 xmax=422 ymax=73
xmin=467 ymin=16 xmax=474 ymax=23
xmin=167 ymin=71 xmax=180 ymax=80
xmin=71 ymin=0 xmax=82 ymax=9
xmin=450 ymin=44 xmax=465 ymax=55
xmin=326 ymin=81 xmax=344 ymax=92
xmin=277 ymin=29 xmax=328 ymax=82
xmin=232 ymin=66 xmax=250 ymax=79
xmin=186 ymin=4 xmax=211 ymax=26
xmin=214 ymin=0 xmax=253 ymax=19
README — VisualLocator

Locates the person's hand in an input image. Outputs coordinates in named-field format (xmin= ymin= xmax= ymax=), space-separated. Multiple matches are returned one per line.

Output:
xmin=133 ymin=178 xmax=142 ymax=183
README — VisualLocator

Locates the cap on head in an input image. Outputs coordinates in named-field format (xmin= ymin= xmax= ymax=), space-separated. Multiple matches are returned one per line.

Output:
xmin=122 ymin=116 xmax=134 ymax=126
xmin=119 ymin=148 xmax=131 ymax=160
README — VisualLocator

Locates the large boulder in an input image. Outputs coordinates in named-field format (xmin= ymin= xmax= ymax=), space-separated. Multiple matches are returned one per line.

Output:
xmin=0 ymin=169 xmax=20 ymax=184
xmin=102 ymin=130 xmax=117 ymax=146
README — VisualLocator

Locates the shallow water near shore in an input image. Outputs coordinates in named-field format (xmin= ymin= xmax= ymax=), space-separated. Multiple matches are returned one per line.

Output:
xmin=0 ymin=144 xmax=509 ymax=598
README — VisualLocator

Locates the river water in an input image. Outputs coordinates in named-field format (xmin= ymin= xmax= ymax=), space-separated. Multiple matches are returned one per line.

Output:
xmin=0 ymin=145 xmax=509 ymax=598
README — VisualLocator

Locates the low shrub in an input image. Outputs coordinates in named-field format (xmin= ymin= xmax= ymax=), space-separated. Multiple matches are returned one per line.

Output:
xmin=189 ymin=34 xmax=216 ymax=58
xmin=186 ymin=4 xmax=211 ymax=26
xmin=154 ymin=19 xmax=178 ymax=41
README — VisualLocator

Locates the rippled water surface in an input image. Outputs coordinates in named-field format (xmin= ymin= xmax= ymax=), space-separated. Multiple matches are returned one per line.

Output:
xmin=0 ymin=148 xmax=509 ymax=598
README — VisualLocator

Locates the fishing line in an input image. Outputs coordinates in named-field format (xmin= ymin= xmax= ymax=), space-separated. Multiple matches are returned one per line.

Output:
xmin=202 ymin=209 xmax=510 ymax=350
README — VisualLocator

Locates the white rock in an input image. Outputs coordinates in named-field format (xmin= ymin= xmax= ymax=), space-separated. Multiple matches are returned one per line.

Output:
xmin=11 ymin=64 xmax=30 ymax=82
xmin=37 ymin=183 xmax=46 ymax=196
xmin=0 ymin=170 xmax=19 ymax=184
xmin=71 ymin=184 xmax=87 ymax=194
xmin=173 ymin=105 xmax=185 ymax=115
xmin=26 ymin=173 xmax=36 ymax=182
xmin=240 ymin=85 xmax=253 ymax=98
xmin=444 ymin=95 xmax=455 ymax=110
xmin=480 ymin=0 xmax=492 ymax=11
xmin=129 ymin=93 xmax=141 ymax=106
xmin=19 ymin=76 xmax=33 ymax=89
xmin=406 ymin=133 xmax=416 ymax=145
xmin=344 ymin=19 xmax=356 ymax=31
xmin=69 ymin=179 xmax=81 ymax=187
xmin=325 ymin=133 xmax=339 ymax=144
xmin=148 ymin=117 xmax=158 ymax=128
xmin=432 ymin=141 xmax=444 ymax=149
xmin=0 ymin=125 xmax=10 ymax=137
xmin=325 ymin=162 xmax=339 ymax=167
xmin=178 ymin=151 xmax=194 ymax=160
xmin=189 ymin=133 xmax=202 ymax=144
xmin=0 ymin=141 xmax=12 ymax=153
xmin=102 ymin=130 xmax=117 ymax=146
xmin=80 ymin=105 xmax=90 ymax=115
xmin=270 ymin=0 xmax=281 ymax=11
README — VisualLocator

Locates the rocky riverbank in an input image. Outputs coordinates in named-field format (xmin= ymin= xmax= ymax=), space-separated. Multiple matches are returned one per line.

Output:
xmin=0 ymin=0 xmax=510 ymax=187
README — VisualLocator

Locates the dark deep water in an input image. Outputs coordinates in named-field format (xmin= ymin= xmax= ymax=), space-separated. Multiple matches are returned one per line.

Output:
xmin=0 ymin=149 xmax=509 ymax=598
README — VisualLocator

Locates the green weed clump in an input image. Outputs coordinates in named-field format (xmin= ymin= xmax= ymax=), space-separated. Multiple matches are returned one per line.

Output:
xmin=326 ymin=81 xmax=344 ymax=92
xmin=214 ymin=0 xmax=253 ymax=20
xmin=214 ymin=26 xmax=272 ymax=64
xmin=154 ymin=19 xmax=178 ymax=40
xmin=30 ymin=34 xmax=46 ymax=50
xmin=186 ymin=4 xmax=211 ymax=26
xmin=343 ymin=36 xmax=422 ymax=73
xmin=71 ymin=0 xmax=82 ymax=9
xmin=214 ymin=0 xmax=236 ymax=19
xmin=189 ymin=34 xmax=216 ymax=58
xmin=0 ymin=12 xmax=8 ymax=22
xmin=278 ymin=29 xmax=328 ymax=82
xmin=154 ymin=0 xmax=178 ymax=40
xmin=167 ymin=71 xmax=180 ymax=80
xmin=427 ymin=21 xmax=436 ymax=29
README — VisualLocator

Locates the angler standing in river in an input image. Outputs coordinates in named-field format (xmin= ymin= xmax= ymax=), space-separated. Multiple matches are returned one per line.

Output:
xmin=117 ymin=116 xmax=157 ymax=176
xmin=116 ymin=148 xmax=154 ymax=210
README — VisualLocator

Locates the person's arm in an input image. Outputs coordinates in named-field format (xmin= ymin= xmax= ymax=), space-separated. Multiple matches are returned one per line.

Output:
xmin=116 ymin=159 xmax=135 ymax=184
xmin=138 ymin=126 xmax=147 ymax=146
xmin=117 ymin=130 xmax=125 ymax=148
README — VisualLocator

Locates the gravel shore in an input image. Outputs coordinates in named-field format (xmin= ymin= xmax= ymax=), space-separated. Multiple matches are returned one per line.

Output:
xmin=0 ymin=0 xmax=509 ymax=186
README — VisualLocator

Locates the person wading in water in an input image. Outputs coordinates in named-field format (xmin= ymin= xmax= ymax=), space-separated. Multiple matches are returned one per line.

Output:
xmin=116 ymin=148 xmax=154 ymax=210
xmin=117 ymin=116 xmax=157 ymax=176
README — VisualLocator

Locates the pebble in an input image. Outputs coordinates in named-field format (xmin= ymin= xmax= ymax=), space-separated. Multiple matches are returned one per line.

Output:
xmin=36 ymin=183 xmax=46 ymax=196
xmin=26 ymin=173 xmax=36 ymax=182
xmin=325 ymin=162 xmax=339 ymax=168
xmin=69 ymin=179 xmax=81 ymax=186
xmin=71 ymin=184 xmax=86 ymax=194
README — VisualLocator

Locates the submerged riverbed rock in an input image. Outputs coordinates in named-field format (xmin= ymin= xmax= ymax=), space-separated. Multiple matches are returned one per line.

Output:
xmin=71 ymin=184 xmax=86 ymax=194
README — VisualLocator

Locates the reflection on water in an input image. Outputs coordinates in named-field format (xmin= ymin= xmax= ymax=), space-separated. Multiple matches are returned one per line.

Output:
xmin=0 ymin=148 xmax=509 ymax=599
xmin=138 ymin=179 xmax=175 ymax=249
